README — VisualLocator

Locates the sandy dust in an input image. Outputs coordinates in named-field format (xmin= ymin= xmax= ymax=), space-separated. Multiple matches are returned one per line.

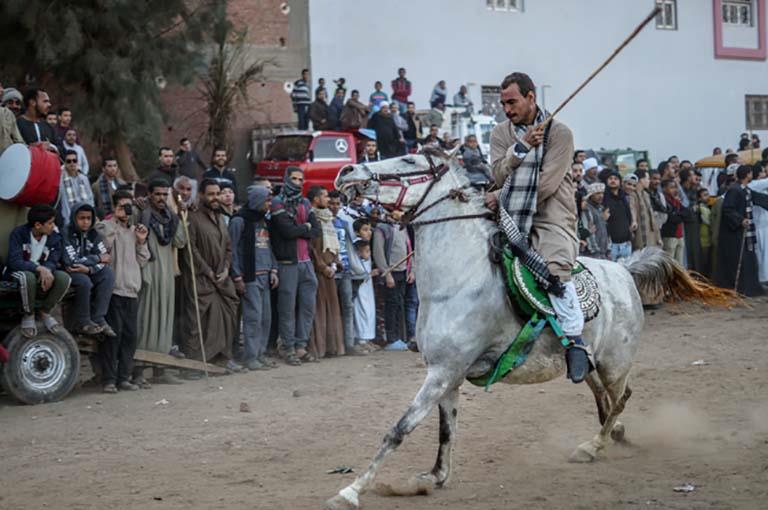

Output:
xmin=1 ymin=300 xmax=768 ymax=510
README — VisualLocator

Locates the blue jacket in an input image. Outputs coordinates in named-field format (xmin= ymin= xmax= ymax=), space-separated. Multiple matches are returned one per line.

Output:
xmin=62 ymin=202 xmax=109 ymax=274
xmin=4 ymin=225 xmax=63 ymax=278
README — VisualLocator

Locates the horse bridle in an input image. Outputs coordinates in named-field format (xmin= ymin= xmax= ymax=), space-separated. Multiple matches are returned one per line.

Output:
xmin=367 ymin=153 xmax=494 ymax=228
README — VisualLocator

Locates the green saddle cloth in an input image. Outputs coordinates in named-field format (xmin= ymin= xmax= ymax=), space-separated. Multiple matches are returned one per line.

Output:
xmin=507 ymin=249 xmax=585 ymax=317
xmin=467 ymin=248 xmax=582 ymax=389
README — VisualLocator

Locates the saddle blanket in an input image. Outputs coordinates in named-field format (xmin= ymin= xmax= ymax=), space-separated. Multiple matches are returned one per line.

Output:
xmin=466 ymin=250 xmax=600 ymax=389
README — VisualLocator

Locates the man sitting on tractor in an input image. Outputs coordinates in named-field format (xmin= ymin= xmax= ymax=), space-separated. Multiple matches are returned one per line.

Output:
xmin=4 ymin=204 xmax=72 ymax=338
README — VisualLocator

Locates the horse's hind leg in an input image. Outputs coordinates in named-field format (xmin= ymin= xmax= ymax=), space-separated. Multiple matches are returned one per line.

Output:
xmin=410 ymin=384 xmax=460 ymax=489
xmin=570 ymin=370 xmax=631 ymax=463
xmin=586 ymin=373 xmax=609 ymax=426
xmin=325 ymin=371 xmax=454 ymax=510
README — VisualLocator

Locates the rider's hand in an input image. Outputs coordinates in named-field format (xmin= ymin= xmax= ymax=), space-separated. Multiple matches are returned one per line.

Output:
xmin=522 ymin=124 xmax=545 ymax=147
xmin=484 ymin=191 xmax=499 ymax=213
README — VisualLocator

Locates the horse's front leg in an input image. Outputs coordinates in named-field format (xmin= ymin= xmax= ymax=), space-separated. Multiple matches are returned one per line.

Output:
xmin=325 ymin=371 xmax=453 ymax=510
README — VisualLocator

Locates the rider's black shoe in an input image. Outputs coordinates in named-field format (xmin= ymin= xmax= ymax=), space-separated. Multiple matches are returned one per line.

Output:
xmin=565 ymin=343 xmax=590 ymax=384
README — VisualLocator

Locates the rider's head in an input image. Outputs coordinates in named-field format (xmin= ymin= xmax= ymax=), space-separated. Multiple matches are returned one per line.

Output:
xmin=500 ymin=72 xmax=537 ymax=125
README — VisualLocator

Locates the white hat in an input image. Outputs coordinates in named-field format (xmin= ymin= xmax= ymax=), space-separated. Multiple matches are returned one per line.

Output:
xmin=623 ymin=173 xmax=638 ymax=183
xmin=726 ymin=163 xmax=739 ymax=176
xmin=379 ymin=101 xmax=389 ymax=108
xmin=585 ymin=182 xmax=605 ymax=198
xmin=583 ymin=157 xmax=600 ymax=172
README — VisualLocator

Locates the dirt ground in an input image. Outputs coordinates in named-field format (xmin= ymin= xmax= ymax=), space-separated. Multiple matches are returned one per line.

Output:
xmin=1 ymin=300 xmax=768 ymax=510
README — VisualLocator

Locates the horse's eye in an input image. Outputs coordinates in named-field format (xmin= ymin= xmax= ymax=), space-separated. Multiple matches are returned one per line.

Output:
xmin=403 ymin=157 xmax=415 ymax=165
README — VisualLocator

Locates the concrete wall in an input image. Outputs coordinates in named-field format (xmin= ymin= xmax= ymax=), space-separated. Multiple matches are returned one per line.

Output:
xmin=309 ymin=0 xmax=768 ymax=164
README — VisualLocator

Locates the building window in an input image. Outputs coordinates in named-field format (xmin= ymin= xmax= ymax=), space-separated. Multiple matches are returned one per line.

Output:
xmin=746 ymin=95 xmax=768 ymax=130
xmin=487 ymin=0 xmax=523 ymax=12
xmin=723 ymin=0 xmax=754 ymax=26
xmin=655 ymin=0 xmax=678 ymax=30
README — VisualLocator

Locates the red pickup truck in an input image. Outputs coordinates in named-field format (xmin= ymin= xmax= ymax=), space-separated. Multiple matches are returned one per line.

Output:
xmin=254 ymin=131 xmax=365 ymax=194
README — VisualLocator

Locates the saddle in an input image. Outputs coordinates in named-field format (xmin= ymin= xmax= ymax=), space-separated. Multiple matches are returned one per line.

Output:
xmin=468 ymin=242 xmax=600 ymax=389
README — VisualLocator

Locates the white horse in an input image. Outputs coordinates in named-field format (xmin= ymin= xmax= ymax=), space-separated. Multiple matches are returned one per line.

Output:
xmin=326 ymin=149 xmax=729 ymax=510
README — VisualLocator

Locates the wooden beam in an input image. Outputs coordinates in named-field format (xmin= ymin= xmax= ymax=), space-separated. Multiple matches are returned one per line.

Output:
xmin=77 ymin=337 xmax=228 ymax=375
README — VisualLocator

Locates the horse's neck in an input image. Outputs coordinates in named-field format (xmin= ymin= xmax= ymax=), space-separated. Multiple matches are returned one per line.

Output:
xmin=413 ymin=178 xmax=495 ymax=292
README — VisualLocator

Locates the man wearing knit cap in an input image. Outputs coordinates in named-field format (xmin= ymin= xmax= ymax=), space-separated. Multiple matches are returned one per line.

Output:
xmin=0 ymin=82 xmax=23 ymax=152
xmin=1 ymin=86 xmax=23 ymax=117
xmin=230 ymin=185 xmax=279 ymax=370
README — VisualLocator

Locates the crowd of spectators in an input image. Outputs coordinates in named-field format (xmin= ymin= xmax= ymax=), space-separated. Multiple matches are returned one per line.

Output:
xmin=290 ymin=67 xmax=481 ymax=163
xmin=573 ymin=136 xmax=768 ymax=300
xmin=0 ymin=81 xmax=426 ymax=395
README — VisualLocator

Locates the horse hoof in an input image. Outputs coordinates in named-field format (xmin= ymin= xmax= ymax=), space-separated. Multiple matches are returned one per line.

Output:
xmin=325 ymin=489 xmax=359 ymax=510
xmin=611 ymin=423 xmax=626 ymax=443
xmin=569 ymin=442 xmax=597 ymax=463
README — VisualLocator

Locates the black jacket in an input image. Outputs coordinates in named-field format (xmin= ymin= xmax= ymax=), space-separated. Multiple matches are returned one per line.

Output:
xmin=268 ymin=196 xmax=320 ymax=263
xmin=603 ymin=189 xmax=633 ymax=243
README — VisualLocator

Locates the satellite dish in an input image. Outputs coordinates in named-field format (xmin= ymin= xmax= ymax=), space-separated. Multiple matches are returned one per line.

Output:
xmin=283 ymin=81 xmax=294 ymax=94
xmin=280 ymin=3 xmax=291 ymax=14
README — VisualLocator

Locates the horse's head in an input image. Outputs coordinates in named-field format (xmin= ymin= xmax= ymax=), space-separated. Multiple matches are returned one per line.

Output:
xmin=335 ymin=147 xmax=462 ymax=211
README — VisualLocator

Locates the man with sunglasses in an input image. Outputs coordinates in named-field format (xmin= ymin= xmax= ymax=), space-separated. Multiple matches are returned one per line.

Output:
xmin=59 ymin=149 xmax=95 ymax=224
xmin=489 ymin=72 xmax=590 ymax=384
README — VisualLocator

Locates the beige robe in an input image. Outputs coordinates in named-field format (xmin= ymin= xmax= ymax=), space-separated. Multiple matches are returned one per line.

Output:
xmin=629 ymin=189 xmax=662 ymax=251
xmin=490 ymin=118 xmax=578 ymax=279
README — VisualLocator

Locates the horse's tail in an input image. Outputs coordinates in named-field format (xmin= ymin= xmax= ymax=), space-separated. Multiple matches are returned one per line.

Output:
xmin=622 ymin=247 xmax=739 ymax=308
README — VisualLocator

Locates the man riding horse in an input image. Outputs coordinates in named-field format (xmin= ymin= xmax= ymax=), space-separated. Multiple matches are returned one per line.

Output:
xmin=488 ymin=72 xmax=590 ymax=383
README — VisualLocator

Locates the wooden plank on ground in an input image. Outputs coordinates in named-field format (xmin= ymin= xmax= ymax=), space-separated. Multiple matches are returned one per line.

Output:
xmin=77 ymin=337 xmax=228 ymax=374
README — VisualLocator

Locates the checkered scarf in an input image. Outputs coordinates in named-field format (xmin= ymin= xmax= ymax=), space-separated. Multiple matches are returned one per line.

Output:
xmin=498 ymin=107 xmax=561 ymax=294
xmin=744 ymin=185 xmax=756 ymax=252
xmin=499 ymin=107 xmax=549 ymax=235
xmin=62 ymin=172 xmax=91 ymax=209
xmin=98 ymin=175 xmax=114 ymax=215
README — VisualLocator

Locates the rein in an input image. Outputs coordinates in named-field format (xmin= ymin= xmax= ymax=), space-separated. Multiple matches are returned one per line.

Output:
xmin=370 ymin=153 xmax=494 ymax=228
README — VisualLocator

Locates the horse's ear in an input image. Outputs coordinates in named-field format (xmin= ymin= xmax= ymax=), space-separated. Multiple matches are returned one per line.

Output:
xmin=445 ymin=145 xmax=461 ymax=161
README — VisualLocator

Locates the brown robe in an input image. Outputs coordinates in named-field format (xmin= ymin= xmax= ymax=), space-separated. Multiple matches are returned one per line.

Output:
xmin=309 ymin=233 xmax=345 ymax=358
xmin=629 ymin=188 xmax=662 ymax=251
xmin=178 ymin=206 xmax=238 ymax=362
xmin=490 ymin=118 xmax=578 ymax=280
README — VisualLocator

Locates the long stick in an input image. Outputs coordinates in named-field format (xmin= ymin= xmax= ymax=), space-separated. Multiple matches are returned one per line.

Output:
xmin=734 ymin=227 xmax=747 ymax=293
xmin=380 ymin=251 xmax=414 ymax=278
xmin=179 ymin=205 xmax=210 ymax=382
xmin=543 ymin=6 xmax=661 ymax=125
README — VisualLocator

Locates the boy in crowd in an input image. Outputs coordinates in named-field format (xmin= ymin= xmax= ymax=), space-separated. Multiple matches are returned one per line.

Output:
xmin=373 ymin=210 xmax=414 ymax=350
xmin=62 ymin=203 xmax=116 ymax=336
xmin=5 ymin=205 xmax=71 ymax=337
xmin=581 ymin=182 xmax=610 ymax=259
xmin=219 ymin=181 xmax=237 ymax=225
xmin=229 ymin=185 xmax=279 ymax=371
xmin=328 ymin=190 xmax=367 ymax=355
xmin=95 ymin=191 xmax=150 ymax=393
xmin=353 ymin=239 xmax=379 ymax=353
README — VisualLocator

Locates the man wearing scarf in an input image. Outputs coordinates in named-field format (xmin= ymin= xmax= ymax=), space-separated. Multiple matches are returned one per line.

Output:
xmin=270 ymin=167 xmax=320 ymax=366
xmin=92 ymin=157 xmax=126 ymax=218
xmin=308 ymin=185 xmax=345 ymax=358
xmin=133 ymin=179 xmax=187 ymax=387
xmin=489 ymin=72 xmax=589 ymax=384
xmin=715 ymin=165 xmax=768 ymax=296
xmin=177 ymin=179 xmax=243 ymax=371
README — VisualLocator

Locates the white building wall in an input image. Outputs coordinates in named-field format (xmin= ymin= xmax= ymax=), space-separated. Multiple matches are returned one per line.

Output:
xmin=309 ymin=0 xmax=768 ymax=164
